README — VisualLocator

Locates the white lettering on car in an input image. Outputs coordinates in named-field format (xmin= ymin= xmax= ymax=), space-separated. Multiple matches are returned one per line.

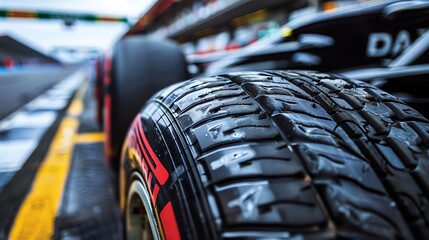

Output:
xmin=392 ymin=30 xmax=411 ymax=56
xmin=367 ymin=30 xmax=411 ymax=57
xmin=367 ymin=32 xmax=392 ymax=57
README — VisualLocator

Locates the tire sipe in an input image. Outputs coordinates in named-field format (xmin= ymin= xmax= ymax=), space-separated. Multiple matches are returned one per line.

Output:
xmin=121 ymin=70 xmax=429 ymax=239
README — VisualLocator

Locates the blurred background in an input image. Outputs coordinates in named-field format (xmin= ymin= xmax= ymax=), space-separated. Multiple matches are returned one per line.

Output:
xmin=0 ymin=0 xmax=370 ymax=67
xmin=0 ymin=0 xmax=156 ymax=64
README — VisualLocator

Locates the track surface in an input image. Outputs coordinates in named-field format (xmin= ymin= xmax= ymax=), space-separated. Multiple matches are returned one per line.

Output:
xmin=54 ymin=75 xmax=120 ymax=240
xmin=0 ymin=65 xmax=80 ymax=120
xmin=0 ymin=68 xmax=121 ymax=239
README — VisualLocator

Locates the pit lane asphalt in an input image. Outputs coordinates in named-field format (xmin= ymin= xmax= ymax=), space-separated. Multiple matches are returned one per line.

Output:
xmin=0 ymin=65 xmax=81 ymax=120
xmin=0 ymin=66 xmax=120 ymax=239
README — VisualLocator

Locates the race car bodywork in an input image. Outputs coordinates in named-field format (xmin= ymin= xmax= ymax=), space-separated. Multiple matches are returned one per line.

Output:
xmin=206 ymin=0 xmax=429 ymax=74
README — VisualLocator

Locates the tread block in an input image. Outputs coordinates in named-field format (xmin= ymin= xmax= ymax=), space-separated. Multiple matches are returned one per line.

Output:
xmin=360 ymin=110 xmax=390 ymax=134
xmin=162 ymin=77 xmax=231 ymax=106
xmin=338 ymin=92 xmax=365 ymax=109
xmin=336 ymin=121 xmax=364 ymax=139
xmin=272 ymin=113 xmax=341 ymax=146
xmin=412 ymin=167 xmax=429 ymax=195
xmin=242 ymin=81 xmax=313 ymax=102
xmin=366 ymin=87 xmax=403 ymax=103
xmin=198 ymin=143 xmax=304 ymax=185
xmin=319 ymin=78 xmax=353 ymax=93
xmin=177 ymin=98 xmax=259 ymax=130
xmin=173 ymin=85 xmax=243 ymax=112
xmin=297 ymin=144 xmax=386 ymax=194
xmin=383 ymin=169 xmax=429 ymax=224
xmin=329 ymin=97 xmax=355 ymax=110
xmin=385 ymin=138 xmax=417 ymax=168
xmin=409 ymin=121 xmax=429 ymax=145
xmin=314 ymin=93 xmax=339 ymax=114
xmin=323 ymin=182 xmax=412 ymax=240
xmin=385 ymin=102 xmax=428 ymax=122
xmin=337 ymin=87 xmax=375 ymax=102
xmin=224 ymin=72 xmax=280 ymax=85
xmin=362 ymin=101 xmax=395 ymax=123
xmin=215 ymin=180 xmax=327 ymax=228
xmin=191 ymin=115 xmax=279 ymax=152
xmin=257 ymin=95 xmax=331 ymax=120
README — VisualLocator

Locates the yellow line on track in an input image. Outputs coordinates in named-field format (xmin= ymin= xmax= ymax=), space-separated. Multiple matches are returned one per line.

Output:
xmin=9 ymin=78 xmax=88 ymax=240
xmin=74 ymin=132 xmax=105 ymax=144
xmin=9 ymin=117 xmax=78 ymax=240
xmin=67 ymin=99 xmax=83 ymax=117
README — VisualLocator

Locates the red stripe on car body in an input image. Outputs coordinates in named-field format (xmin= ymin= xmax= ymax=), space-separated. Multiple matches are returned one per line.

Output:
xmin=104 ymin=94 xmax=112 ymax=162
xmin=103 ymin=53 xmax=112 ymax=164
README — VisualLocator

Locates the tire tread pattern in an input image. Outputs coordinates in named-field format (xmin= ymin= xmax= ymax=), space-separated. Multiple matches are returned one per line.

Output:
xmin=153 ymin=71 xmax=429 ymax=239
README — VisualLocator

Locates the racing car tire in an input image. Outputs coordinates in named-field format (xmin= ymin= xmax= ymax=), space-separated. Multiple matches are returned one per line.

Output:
xmin=121 ymin=70 xmax=429 ymax=239
xmin=106 ymin=36 xmax=188 ymax=170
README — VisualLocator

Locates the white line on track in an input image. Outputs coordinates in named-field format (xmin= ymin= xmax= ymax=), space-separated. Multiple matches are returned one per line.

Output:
xmin=0 ymin=67 xmax=88 ymax=191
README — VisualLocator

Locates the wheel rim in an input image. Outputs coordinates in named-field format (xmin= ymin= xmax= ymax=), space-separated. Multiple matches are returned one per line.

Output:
xmin=126 ymin=177 xmax=160 ymax=240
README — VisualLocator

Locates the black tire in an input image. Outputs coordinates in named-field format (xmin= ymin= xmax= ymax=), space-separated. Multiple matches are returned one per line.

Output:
xmin=106 ymin=36 xmax=188 ymax=169
xmin=120 ymin=70 xmax=429 ymax=239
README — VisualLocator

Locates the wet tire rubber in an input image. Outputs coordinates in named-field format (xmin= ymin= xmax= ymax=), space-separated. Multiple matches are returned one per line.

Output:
xmin=108 ymin=36 xmax=188 ymax=169
xmin=122 ymin=70 xmax=429 ymax=239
